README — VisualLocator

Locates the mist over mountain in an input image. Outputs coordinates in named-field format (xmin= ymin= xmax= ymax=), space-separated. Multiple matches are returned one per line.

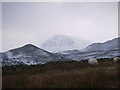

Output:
xmin=41 ymin=35 xmax=91 ymax=52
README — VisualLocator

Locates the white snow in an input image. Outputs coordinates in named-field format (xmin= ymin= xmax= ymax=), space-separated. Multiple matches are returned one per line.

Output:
xmin=2 ymin=37 xmax=120 ymax=66
xmin=5 ymin=51 xmax=13 ymax=59
xmin=33 ymin=50 xmax=50 ymax=57
xmin=82 ymin=37 xmax=119 ymax=52
xmin=41 ymin=35 xmax=90 ymax=52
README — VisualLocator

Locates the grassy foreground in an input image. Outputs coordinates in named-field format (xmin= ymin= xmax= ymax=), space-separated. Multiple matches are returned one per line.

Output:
xmin=2 ymin=58 xmax=120 ymax=88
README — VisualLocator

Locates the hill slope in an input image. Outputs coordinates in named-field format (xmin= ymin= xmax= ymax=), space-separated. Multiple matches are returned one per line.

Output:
xmin=82 ymin=37 xmax=120 ymax=51
xmin=58 ymin=37 xmax=120 ymax=60
xmin=2 ymin=44 xmax=65 ymax=66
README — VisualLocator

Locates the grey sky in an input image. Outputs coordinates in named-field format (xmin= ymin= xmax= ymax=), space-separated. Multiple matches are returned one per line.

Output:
xmin=2 ymin=2 xmax=118 ymax=52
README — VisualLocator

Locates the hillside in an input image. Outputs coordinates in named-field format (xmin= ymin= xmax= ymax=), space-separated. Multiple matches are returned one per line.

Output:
xmin=82 ymin=37 xmax=120 ymax=51
xmin=2 ymin=44 xmax=65 ymax=66
xmin=1 ymin=37 xmax=120 ymax=66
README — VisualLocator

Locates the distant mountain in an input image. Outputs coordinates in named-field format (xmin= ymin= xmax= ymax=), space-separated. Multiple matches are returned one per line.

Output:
xmin=2 ymin=44 xmax=65 ymax=66
xmin=59 ymin=49 xmax=119 ymax=61
xmin=41 ymin=35 xmax=90 ymax=52
xmin=58 ymin=37 xmax=120 ymax=60
xmin=2 ymin=37 xmax=119 ymax=66
xmin=82 ymin=37 xmax=120 ymax=52
xmin=58 ymin=49 xmax=80 ymax=55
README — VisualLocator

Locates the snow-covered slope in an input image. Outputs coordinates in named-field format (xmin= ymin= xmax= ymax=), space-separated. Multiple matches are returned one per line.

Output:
xmin=58 ymin=49 xmax=80 ymax=55
xmin=58 ymin=37 xmax=120 ymax=60
xmin=82 ymin=37 xmax=120 ymax=52
xmin=41 ymin=35 xmax=90 ymax=52
xmin=2 ymin=37 xmax=119 ymax=66
xmin=2 ymin=44 xmax=65 ymax=66
xmin=59 ymin=49 xmax=119 ymax=61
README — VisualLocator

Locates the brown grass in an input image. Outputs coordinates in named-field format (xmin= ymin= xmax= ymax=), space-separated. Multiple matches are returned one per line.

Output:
xmin=2 ymin=59 xmax=120 ymax=88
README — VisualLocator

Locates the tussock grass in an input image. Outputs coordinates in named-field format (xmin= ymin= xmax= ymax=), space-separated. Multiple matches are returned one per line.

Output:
xmin=2 ymin=58 xmax=120 ymax=88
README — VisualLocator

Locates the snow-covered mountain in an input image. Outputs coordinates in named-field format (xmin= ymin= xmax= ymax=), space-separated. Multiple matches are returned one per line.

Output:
xmin=58 ymin=37 xmax=120 ymax=60
xmin=2 ymin=44 xmax=65 ymax=66
xmin=41 ymin=35 xmax=90 ymax=52
xmin=59 ymin=48 xmax=119 ymax=61
xmin=1 ymin=37 xmax=119 ymax=66
xmin=82 ymin=37 xmax=120 ymax=52
xmin=58 ymin=49 xmax=80 ymax=55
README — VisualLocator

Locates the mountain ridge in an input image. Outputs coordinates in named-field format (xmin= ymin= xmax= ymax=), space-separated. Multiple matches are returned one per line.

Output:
xmin=82 ymin=37 xmax=120 ymax=52
xmin=1 ymin=37 xmax=119 ymax=66
xmin=58 ymin=37 xmax=120 ymax=60
xmin=2 ymin=44 xmax=65 ymax=66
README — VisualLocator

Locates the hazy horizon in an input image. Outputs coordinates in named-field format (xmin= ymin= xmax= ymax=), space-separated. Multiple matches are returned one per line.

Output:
xmin=2 ymin=2 xmax=118 ymax=52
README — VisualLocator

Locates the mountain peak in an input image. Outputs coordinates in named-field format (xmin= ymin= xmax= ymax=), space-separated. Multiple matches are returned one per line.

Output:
xmin=6 ymin=44 xmax=40 ymax=56
xmin=41 ymin=35 xmax=90 ymax=52
xmin=23 ymin=44 xmax=34 ymax=47
xmin=22 ymin=44 xmax=39 ymax=49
